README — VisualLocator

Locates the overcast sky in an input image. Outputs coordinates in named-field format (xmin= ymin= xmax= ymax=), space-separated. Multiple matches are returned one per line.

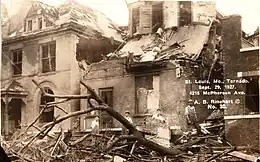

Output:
xmin=2 ymin=0 xmax=260 ymax=34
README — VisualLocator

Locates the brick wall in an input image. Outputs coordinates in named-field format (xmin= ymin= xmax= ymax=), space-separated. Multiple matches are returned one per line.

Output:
xmin=222 ymin=15 xmax=259 ymax=147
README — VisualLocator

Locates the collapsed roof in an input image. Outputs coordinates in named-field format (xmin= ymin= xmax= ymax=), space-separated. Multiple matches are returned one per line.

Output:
xmin=2 ymin=1 xmax=123 ymax=42
xmin=116 ymin=23 xmax=212 ymax=63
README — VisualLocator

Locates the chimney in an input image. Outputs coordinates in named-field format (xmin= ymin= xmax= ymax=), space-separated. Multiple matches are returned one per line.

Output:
xmin=221 ymin=15 xmax=242 ymax=116
xmin=221 ymin=15 xmax=242 ymax=78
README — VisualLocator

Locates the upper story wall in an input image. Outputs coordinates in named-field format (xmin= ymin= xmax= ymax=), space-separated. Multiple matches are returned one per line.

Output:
xmin=128 ymin=0 xmax=216 ymax=35
xmin=1 ymin=32 xmax=77 ymax=80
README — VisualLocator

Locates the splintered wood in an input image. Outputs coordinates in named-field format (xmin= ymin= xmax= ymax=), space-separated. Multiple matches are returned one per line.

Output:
xmin=1 ymin=79 xmax=259 ymax=162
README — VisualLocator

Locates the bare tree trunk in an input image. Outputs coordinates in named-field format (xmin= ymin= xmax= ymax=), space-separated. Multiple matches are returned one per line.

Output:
xmin=80 ymin=80 xmax=183 ymax=156
xmin=31 ymin=79 xmax=183 ymax=156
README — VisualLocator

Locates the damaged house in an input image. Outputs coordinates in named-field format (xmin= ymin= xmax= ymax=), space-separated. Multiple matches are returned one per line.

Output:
xmin=80 ymin=1 xmax=259 ymax=150
xmin=1 ymin=0 xmax=258 ymax=152
xmin=1 ymin=0 xmax=123 ymax=137
xmin=80 ymin=0 xmax=223 ymax=133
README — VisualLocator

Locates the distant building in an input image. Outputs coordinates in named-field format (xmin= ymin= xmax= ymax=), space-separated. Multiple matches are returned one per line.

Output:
xmin=245 ymin=27 xmax=259 ymax=47
xmin=222 ymin=18 xmax=259 ymax=149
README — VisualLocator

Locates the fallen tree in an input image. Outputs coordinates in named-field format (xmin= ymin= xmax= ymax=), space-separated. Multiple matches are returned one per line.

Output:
xmin=2 ymin=79 xmax=183 ymax=161
xmin=3 ymin=79 xmax=259 ymax=162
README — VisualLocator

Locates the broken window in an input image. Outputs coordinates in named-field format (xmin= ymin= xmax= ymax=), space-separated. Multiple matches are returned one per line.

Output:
xmin=99 ymin=88 xmax=113 ymax=128
xmin=135 ymin=75 xmax=159 ymax=114
xmin=38 ymin=17 xmax=42 ymax=29
xmin=40 ymin=88 xmax=54 ymax=123
xmin=179 ymin=1 xmax=192 ymax=26
xmin=245 ymin=77 xmax=259 ymax=113
xmin=152 ymin=2 xmax=163 ymax=33
xmin=12 ymin=49 xmax=23 ymax=76
xmin=28 ymin=20 xmax=32 ymax=31
xmin=41 ymin=42 xmax=56 ymax=73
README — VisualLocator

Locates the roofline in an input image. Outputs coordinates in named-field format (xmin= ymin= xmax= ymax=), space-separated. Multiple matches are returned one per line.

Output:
xmin=240 ymin=46 xmax=259 ymax=52
xmin=246 ymin=31 xmax=259 ymax=39
xmin=3 ymin=22 xmax=123 ymax=45
xmin=242 ymin=38 xmax=255 ymax=47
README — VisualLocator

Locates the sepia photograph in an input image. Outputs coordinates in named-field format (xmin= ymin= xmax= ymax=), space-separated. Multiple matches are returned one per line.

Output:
xmin=0 ymin=0 xmax=260 ymax=161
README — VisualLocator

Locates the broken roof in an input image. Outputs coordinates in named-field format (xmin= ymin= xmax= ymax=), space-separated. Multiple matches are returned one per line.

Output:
xmin=25 ymin=1 xmax=59 ymax=19
xmin=56 ymin=1 xmax=122 ymax=41
xmin=3 ymin=1 xmax=123 ymax=42
xmin=165 ymin=25 xmax=211 ymax=60
xmin=120 ymin=24 xmax=211 ymax=62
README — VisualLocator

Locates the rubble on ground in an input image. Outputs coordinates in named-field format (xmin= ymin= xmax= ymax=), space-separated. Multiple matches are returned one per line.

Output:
xmin=2 ymin=109 xmax=259 ymax=162
xmin=1 ymin=79 xmax=259 ymax=162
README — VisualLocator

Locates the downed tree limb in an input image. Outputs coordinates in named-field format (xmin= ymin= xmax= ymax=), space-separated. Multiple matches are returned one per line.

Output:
xmin=80 ymin=80 xmax=183 ymax=156
xmin=106 ymin=135 xmax=139 ymax=151
xmin=10 ymin=105 xmax=48 ymax=147
xmin=39 ymin=115 xmax=60 ymax=139
xmin=210 ymin=146 xmax=253 ymax=150
xmin=31 ymin=79 xmax=183 ymax=156
xmin=46 ymin=98 xmax=70 ymax=106
xmin=54 ymin=105 xmax=69 ymax=114
xmin=205 ymin=147 xmax=235 ymax=162
xmin=50 ymin=131 xmax=62 ymax=156
xmin=130 ymin=141 xmax=138 ymax=154
xmin=32 ymin=79 xmax=90 ymax=99
xmin=228 ymin=151 xmax=258 ymax=162
xmin=32 ymin=125 xmax=55 ymax=139
xmin=41 ymin=107 xmax=102 ymax=129
xmin=70 ymin=134 xmax=91 ymax=146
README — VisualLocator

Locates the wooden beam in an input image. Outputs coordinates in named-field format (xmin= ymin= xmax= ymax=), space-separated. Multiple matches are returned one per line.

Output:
xmin=224 ymin=114 xmax=260 ymax=120
xmin=228 ymin=151 xmax=258 ymax=162
xmin=240 ymin=46 xmax=259 ymax=52
xmin=237 ymin=71 xmax=259 ymax=77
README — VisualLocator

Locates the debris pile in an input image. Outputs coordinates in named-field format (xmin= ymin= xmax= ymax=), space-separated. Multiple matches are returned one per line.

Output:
xmin=1 ymin=80 xmax=259 ymax=162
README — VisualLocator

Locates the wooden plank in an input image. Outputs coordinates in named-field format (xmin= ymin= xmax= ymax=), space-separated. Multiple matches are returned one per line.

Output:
xmin=224 ymin=114 xmax=260 ymax=120
xmin=206 ymin=148 xmax=235 ymax=162
xmin=228 ymin=151 xmax=258 ymax=162
xmin=240 ymin=46 xmax=259 ymax=52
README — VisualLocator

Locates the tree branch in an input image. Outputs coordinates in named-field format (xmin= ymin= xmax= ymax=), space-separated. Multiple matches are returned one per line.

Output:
xmin=32 ymin=79 xmax=90 ymax=99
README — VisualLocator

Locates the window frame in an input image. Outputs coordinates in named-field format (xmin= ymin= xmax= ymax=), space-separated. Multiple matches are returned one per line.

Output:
xmin=244 ymin=76 xmax=259 ymax=113
xmin=178 ymin=1 xmax=192 ymax=26
xmin=135 ymin=74 xmax=161 ymax=115
xmin=99 ymin=87 xmax=114 ymax=128
xmin=39 ymin=88 xmax=55 ymax=123
xmin=99 ymin=87 xmax=114 ymax=107
xmin=38 ymin=17 xmax=42 ymax=29
xmin=28 ymin=20 xmax=32 ymax=31
xmin=40 ymin=41 xmax=56 ymax=73
xmin=11 ymin=49 xmax=23 ymax=77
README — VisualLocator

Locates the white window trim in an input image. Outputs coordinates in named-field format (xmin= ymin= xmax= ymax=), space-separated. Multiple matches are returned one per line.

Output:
xmin=39 ymin=41 xmax=56 ymax=73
